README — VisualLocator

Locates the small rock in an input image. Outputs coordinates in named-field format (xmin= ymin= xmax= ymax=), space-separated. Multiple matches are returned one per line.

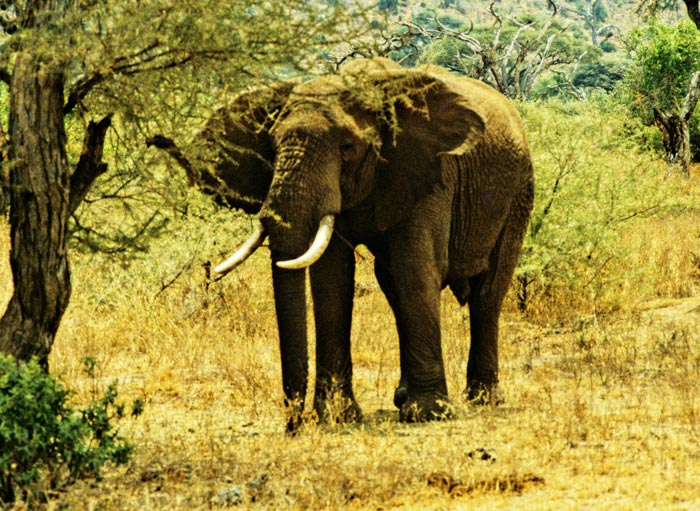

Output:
xmin=211 ymin=487 xmax=243 ymax=507
xmin=468 ymin=447 xmax=496 ymax=462
xmin=427 ymin=471 xmax=453 ymax=492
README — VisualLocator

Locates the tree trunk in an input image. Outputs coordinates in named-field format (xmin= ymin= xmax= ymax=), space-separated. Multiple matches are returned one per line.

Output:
xmin=0 ymin=54 xmax=71 ymax=368
xmin=654 ymin=109 xmax=691 ymax=178
xmin=684 ymin=0 xmax=700 ymax=30
xmin=653 ymin=72 xmax=700 ymax=178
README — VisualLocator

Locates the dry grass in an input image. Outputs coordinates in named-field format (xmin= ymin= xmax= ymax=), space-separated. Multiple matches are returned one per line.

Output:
xmin=4 ymin=187 xmax=700 ymax=510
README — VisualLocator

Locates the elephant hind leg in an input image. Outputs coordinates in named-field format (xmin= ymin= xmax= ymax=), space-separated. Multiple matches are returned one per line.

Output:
xmin=465 ymin=179 xmax=533 ymax=403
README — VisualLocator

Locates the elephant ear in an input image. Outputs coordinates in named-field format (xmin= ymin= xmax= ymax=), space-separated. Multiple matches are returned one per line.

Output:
xmin=372 ymin=69 xmax=486 ymax=231
xmin=196 ymin=81 xmax=297 ymax=214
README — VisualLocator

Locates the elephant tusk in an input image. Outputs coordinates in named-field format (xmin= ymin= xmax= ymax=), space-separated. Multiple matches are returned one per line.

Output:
xmin=213 ymin=223 xmax=267 ymax=277
xmin=276 ymin=215 xmax=335 ymax=270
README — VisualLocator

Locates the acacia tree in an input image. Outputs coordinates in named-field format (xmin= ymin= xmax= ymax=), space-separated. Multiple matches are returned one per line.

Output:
xmin=0 ymin=0 xmax=367 ymax=368
xmin=638 ymin=0 xmax=700 ymax=29
xmin=625 ymin=20 xmax=700 ymax=177
xmin=396 ymin=1 xmax=589 ymax=101
xmin=562 ymin=0 xmax=616 ymax=46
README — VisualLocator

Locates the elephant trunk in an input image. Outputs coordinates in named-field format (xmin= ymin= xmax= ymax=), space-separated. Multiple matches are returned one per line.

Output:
xmin=272 ymin=263 xmax=309 ymax=433
xmin=260 ymin=141 xmax=342 ymax=267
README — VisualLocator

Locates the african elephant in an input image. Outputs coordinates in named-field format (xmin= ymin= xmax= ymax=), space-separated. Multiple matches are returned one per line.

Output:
xmin=148 ymin=58 xmax=534 ymax=432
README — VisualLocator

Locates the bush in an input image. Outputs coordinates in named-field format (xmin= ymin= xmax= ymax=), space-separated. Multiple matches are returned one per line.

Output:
xmin=515 ymin=98 xmax=686 ymax=321
xmin=0 ymin=355 xmax=137 ymax=505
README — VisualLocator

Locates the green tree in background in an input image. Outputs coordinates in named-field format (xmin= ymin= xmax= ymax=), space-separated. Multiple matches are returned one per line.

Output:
xmin=399 ymin=2 xmax=596 ymax=100
xmin=624 ymin=20 xmax=700 ymax=176
xmin=638 ymin=0 xmax=700 ymax=30
xmin=0 ymin=0 xmax=368 ymax=367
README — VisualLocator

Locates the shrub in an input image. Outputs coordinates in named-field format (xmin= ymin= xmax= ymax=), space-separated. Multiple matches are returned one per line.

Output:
xmin=0 ymin=355 xmax=137 ymax=505
xmin=515 ymin=98 xmax=688 ymax=321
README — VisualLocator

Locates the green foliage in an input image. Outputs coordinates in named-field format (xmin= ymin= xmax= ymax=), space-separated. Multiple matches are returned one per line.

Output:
xmin=573 ymin=58 xmax=625 ymax=91
xmin=516 ymin=98 xmax=672 ymax=317
xmin=624 ymin=20 xmax=700 ymax=116
xmin=0 ymin=355 xmax=137 ymax=504
xmin=0 ymin=1 xmax=376 ymax=257
xmin=416 ymin=4 xmax=597 ymax=100
xmin=600 ymin=39 xmax=616 ymax=52
xmin=377 ymin=0 xmax=401 ymax=13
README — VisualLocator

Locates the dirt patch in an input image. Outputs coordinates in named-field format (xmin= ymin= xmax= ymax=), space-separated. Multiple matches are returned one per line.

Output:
xmin=427 ymin=470 xmax=545 ymax=497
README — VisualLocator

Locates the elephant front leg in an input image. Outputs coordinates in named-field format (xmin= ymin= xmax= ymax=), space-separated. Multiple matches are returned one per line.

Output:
xmin=373 ymin=261 xmax=409 ymax=409
xmin=272 ymin=265 xmax=309 ymax=433
xmin=379 ymin=259 xmax=453 ymax=423
xmin=309 ymin=237 xmax=362 ymax=424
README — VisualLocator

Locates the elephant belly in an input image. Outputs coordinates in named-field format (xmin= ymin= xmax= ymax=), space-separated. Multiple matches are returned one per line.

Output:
xmin=444 ymin=157 xmax=515 ymax=296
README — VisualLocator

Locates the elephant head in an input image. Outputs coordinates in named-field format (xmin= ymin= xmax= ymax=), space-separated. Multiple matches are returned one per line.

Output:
xmin=216 ymin=58 xmax=486 ymax=272
xmin=147 ymin=80 xmax=298 ymax=215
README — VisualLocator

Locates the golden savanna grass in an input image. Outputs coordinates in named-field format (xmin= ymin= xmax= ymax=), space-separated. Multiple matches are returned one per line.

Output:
xmin=4 ymin=110 xmax=700 ymax=509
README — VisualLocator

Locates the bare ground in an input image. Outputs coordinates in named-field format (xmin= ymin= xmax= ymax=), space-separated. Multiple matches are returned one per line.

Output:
xmin=3 ymin=224 xmax=700 ymax=510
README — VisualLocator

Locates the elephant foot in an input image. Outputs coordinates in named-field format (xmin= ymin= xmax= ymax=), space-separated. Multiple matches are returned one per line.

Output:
xmin=465 ymin=380 xmax=504 ymax=405
xmin=285 ymin=408 xmax=305 ymax=435
xmin=393 ymin=384 xmax=408 ymax=409
xmin=399 ymin=393 xmax=455 ymax=423
xmin=313 ymin=394 xmax=363 ymax=425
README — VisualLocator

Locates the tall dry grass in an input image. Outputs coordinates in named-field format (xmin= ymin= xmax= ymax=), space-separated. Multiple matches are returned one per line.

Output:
xmin=3 ymin=101 xmax=700 ymax=509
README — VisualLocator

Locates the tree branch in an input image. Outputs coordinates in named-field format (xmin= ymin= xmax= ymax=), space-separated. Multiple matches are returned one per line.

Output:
xmin=0 ymin=67 xmax=10 ymax=86
xmin=64 ymin=41 xmax=191 ymax=113
xmin=64 ymin=72 xmax=103 ymax=114
xmin=684 ymin=0 xmax=700 ymax=29
xmin=145 ymin=134 xmax=197 ymax=186
xmin=681 ymin=70 xmax=700 ymax=121
xmin=68 ymin=115 xmax=112 ymax=215
xmin=652 ymin=107 xmax=669 ymax=132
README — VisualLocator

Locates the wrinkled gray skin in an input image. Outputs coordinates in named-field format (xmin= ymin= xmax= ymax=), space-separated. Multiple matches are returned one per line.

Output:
xmin=150 ymin=58 xmax=534 ymax=432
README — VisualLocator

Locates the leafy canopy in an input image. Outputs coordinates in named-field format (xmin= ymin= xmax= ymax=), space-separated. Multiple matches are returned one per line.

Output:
xmin=0 ymin=1 xmax=374 ymax=254
xmin=624 ymin=19 xmax=700 ymax=115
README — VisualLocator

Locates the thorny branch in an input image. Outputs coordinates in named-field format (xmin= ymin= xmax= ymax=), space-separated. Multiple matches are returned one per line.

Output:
xmin=385 ymin=0 xmax=567 ymax=100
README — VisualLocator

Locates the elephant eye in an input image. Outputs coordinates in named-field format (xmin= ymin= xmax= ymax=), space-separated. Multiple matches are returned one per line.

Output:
xmin=340 ymin=141 xmax=359 ymax=161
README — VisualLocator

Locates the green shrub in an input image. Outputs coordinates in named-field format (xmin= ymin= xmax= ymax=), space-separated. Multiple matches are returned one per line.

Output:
xmin=0 ymin=355 xmax=137 ymax=505
xmin=515 ymin=98 xmax=680 ymax=320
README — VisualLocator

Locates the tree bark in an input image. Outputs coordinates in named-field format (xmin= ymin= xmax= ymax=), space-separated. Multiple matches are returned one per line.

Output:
xmin=0 ymin=122 xmax=7 ymax=216
xmin=654 ymin=109 xmax=691 ymax=178
xmin=684 ymin=0 xmax=700 ymax=30
xmin=653 ymin=71 xmax=700 ymax=178
xmin=0 ymin=54 xmax=71 ymax=368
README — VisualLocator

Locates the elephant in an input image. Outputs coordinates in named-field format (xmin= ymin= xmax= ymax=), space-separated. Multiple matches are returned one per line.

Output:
xmin=148 ymin=57 xmax=534 ymax=432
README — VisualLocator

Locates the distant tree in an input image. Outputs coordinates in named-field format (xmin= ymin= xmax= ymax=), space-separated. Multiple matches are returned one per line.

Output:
xmin=378 ymin=0 xmax=401 ymax=14
xmin=686 ymin=0 xmax=700 ymax=27
xmin=439 ymin=0 xmax=466 ymax=14
xmin=624 ymin=20 xmax=700 ymax=176
xmin=572 ymin=59 xmax=625 ymax=90
xmin=405 ymin=1 xmax=592 ymax=100
xmin=0 ymin=0 xmax=368 ymax=367
xmin=563 ymin=0 xmax=616 ymax=45
xmin=638 ymin=0 xmax=700 ymax=29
